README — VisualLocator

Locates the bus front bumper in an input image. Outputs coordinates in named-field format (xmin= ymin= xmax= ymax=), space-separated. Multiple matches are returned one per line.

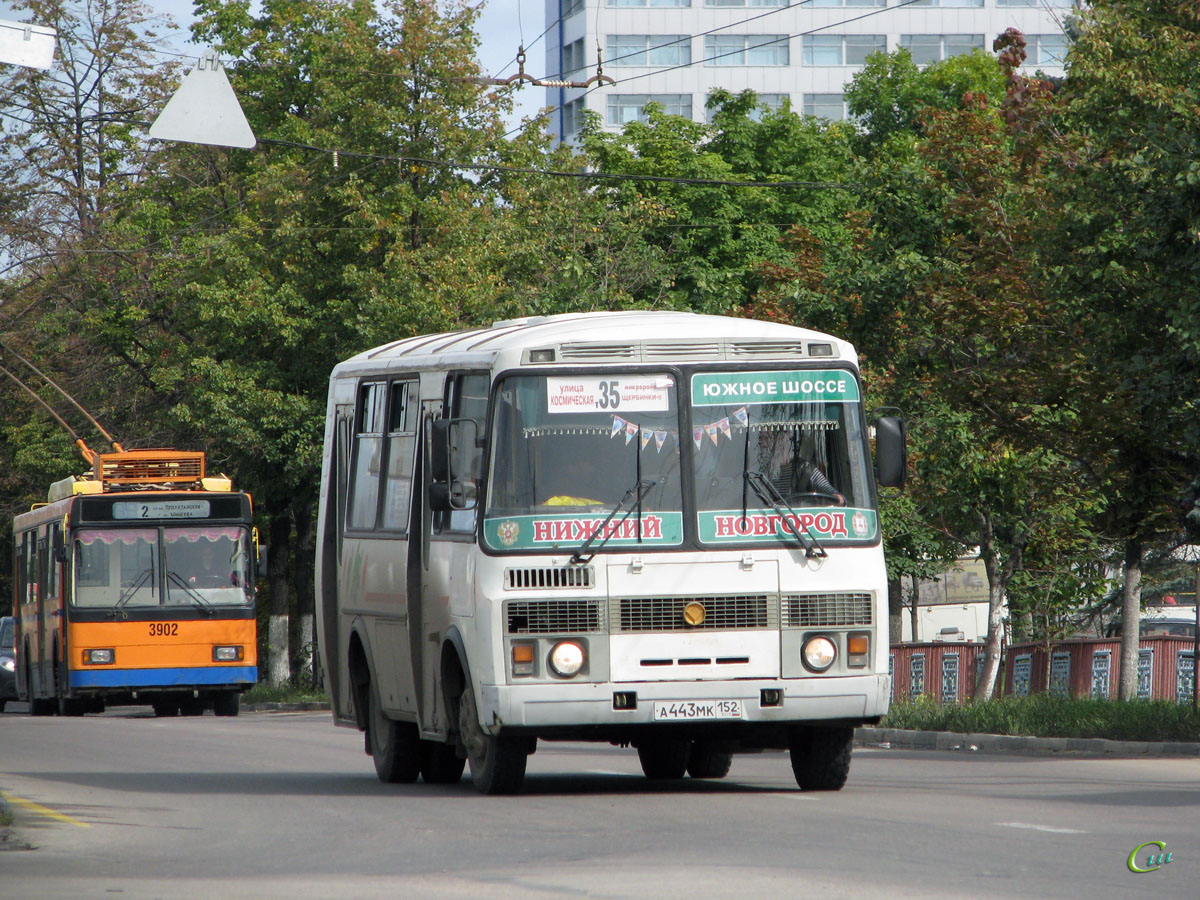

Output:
xmin=479 ymin=673 xmax=890 ymax=734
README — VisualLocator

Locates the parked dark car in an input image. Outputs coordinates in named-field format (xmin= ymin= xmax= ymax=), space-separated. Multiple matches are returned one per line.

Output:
xmin=0 ymin=616 xmax=16 ymax=712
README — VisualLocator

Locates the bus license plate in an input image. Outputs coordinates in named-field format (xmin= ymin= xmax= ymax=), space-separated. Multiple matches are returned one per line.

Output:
xmin=653 ymin=699 xmax=744 ymax=721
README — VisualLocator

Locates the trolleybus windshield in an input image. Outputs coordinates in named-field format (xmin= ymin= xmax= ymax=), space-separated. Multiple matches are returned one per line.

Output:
xmin=483 ymin=373 xmax=684 ymax=552
xmin=73 ymin=525 xmax=254 ymax=608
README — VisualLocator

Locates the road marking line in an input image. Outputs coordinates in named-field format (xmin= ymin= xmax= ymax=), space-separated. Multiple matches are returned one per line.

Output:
xmin=1 ymin=790 xmax=91 ymax=828
xmin=997 ymin=821 xmax=1086 ymax=834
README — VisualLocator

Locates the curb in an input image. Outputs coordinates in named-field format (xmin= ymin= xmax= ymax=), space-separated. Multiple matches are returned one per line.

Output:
xmin=242 ymin=701 xmax=330 ymax=712
xmin=856 ymin=726 xmax=1200 ymax=757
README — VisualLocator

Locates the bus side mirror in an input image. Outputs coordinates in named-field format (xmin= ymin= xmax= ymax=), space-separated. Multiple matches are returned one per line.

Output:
xmin=429 ymin=418 xmax=479 ymax=511
xmin=875 ymin=415 xmax=907 ymax=487
xmin=257 ymin=546 xmax=269 ymax=578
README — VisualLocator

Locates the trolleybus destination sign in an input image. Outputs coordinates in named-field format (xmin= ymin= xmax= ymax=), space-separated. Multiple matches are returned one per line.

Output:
xmin=691 ymin=370 xmax=859 ymax=406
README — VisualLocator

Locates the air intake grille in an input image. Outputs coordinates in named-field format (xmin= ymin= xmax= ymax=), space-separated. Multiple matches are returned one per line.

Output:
xmin=506 ymin=599 xmax=603 ymax=634
xmin=504 ymin=566 xmax=594 ymax=590
xmin=784 ymin=592 xmax=873 ymax=627
xmin=727 ymin=340 xmax=808 ymax=359
xmin=558 ymin=343 xmax=638 ymax=361
xmin=614 ymin=595 xmax=775 ymax=632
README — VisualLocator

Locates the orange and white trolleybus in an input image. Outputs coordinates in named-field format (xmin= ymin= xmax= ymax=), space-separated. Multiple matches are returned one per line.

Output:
xmin=316 ymin=312 xmax=906 ymax=793
xmin=14 ymin=447 xmax=259 ymax=716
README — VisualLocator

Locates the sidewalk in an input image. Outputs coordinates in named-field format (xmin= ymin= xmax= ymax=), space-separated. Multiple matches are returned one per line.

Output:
xmin=856 ymin=726 xmax=1200 ymax=757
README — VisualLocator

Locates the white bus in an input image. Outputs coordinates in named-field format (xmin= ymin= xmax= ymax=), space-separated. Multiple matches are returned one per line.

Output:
xmin=315 ymin=311 xmax=906 ymax=794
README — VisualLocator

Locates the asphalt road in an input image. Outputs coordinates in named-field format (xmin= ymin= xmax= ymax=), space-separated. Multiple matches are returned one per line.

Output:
xmin=1 ymin=704 xmax=1197 ymax=900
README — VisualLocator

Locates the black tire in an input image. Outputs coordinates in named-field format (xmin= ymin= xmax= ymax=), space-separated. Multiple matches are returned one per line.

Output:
xmin=459 ymin=684 xmax=527 ymax=795
xmin=213 ymin=691 xmax=240 ymax=717
xmin=0 ymin=700 xmax=6 ymax=713
xmin=789 ymin=726 xmax=853 ymax=792
xmin=421 ymin=740 xmax=466 ymax=785
xmin=152 ymin=700 xmax=179 ymax=717
xmin=637 ymin=738 xmax=691 ymax=779
xmin=686 ymin=741 xmax=733 ymax=779
xmin=368 ymin=684 xmax=423 ymax=784
xmin=180 ymin=699 xmax=206 ymax=716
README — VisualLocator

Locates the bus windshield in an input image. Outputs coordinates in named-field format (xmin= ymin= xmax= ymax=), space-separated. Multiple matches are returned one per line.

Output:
xmin=689 ymin=369 xmax=877 ymax=545
xmin=73 ymin=525 xmax=253 ymax=608
xmin=483 ymin=373 xmax=684 ymax=552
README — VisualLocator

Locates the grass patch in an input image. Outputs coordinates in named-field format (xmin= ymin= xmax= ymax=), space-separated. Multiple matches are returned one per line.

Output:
xmin=881 ymin=694 xmax=1200 ymax=743
xmin=243 ymin=683 xmax=328 ymax=705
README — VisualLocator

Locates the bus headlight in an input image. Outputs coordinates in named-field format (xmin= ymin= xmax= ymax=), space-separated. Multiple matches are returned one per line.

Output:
xmin=802 ymin=636 xmax=836 ymax=673
xmin=84 ymin=648 xmax=114 ymax=665
xmin=1 ymin=655 xmax=15 ymax=672
xmin=548 ymin=641 xmax=585 ymax=678
xmin=213 ymin=646 xmax=244 ymax=662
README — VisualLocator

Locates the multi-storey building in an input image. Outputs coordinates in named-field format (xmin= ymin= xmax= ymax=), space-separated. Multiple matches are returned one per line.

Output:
xmin=544 ymin=0 xmax=1070 ymax=143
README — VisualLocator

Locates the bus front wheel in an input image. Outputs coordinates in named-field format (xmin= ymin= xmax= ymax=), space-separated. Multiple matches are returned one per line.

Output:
xmin=637 ymin=738 xmax=691 ymax=779
xmin=213 ymin=691 xmax=240 ymax=717
xmin=459 ymin=685 xmax=527 ymax=795
xmin=368 ymin=684 xmax=423 ymax=784
xmin=686 ymin=741 xmax=733 ymax=779
xmin=789 ymin=726 xmax=853 ymax=791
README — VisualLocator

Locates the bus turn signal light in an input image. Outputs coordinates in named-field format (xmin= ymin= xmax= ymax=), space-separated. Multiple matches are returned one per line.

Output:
xmin=511 ymin=643 xmax=536 ymax=677
xmin=847 ymin=633 xmax=870 ymax=668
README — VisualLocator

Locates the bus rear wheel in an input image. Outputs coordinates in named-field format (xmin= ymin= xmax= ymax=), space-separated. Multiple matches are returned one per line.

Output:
xmin=637 ymin=738 xmax=691 ymax=779
xmin=368 ymin=683 xmax=423 ymax=784
xmin=459 ymin=685 xmax=527 ymax=795
xmin=789 ymin=726 xmax=853 ymax=792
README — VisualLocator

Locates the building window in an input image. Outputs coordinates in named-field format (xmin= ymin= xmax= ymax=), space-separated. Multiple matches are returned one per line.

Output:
xmin=808 ymin=0 xmax=886 ymax=5
xmin=610 ymin=0 xmax=691 ymax=5
xmin=803 ymin=92 xmax=846 ymax=121
xmin=910 ymin=654 xmax=926 ymax=698
xmin=900 ymin=34 xmax=985 ymax=65
xmin=1013 ymin=654 xmax=1032 ymax=697
xmin=802 ymin=34 xmax=886 ymax=66
xmin=1176 ymin=651 xmax=1194 ymax=705
xmin=1137 ymin=648 xmax=1153 ymax=700
xmin=1091 ymin=650 xmax=1111 ymax=699
xmin=563 ymin=0 xmax=585 ymax=18
xmin=607 ymin=93 xmax=692 ymax=125
xmin=562 ymin=97 xmax=586 ymax=135
xmin=941 ymin=653 xmax=960 ymax=704
xmin=889 ymin=652 xmax=895 ymax=701
xmin=607 ymin=35 xmax=691 ymax=67
xmin=705 ymin=34 xmax=789 ymax=66
xmin=909 ymin=0 xmax=983 ymax=6
xmin=561 ymin=38 xmax=586 ymax=76
xmin=706 ymin=0 xmax=786 ymax=7
xmin=1025 ymin=34 xmax=1068 ymax=65
xmin=1049 ymin=652 xmax=1071 ymax=697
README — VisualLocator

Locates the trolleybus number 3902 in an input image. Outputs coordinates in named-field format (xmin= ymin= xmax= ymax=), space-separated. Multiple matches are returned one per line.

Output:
xmin=653 ymin=699 xmax=744 ymax=721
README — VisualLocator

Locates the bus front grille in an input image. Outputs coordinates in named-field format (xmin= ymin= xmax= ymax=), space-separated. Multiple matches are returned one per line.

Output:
xmin=613 ymin=595 xmax=775 ymax=632
xmin=506 ymin=599 xmax=603 ymax=634
xmin=504 ymin=566 xmax=594 ymax=590
xmin=784 ymin=592 xmax=873 ymax=627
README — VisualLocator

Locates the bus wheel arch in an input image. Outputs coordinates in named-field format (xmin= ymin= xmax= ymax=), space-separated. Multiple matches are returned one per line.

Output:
xmin=346 ymin=624 xmax=373 ymax=735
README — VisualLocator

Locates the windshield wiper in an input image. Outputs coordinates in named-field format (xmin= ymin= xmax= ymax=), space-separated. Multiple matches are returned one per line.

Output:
xmin=569 ymin=478 xmax=656 ymax=565
xmin=166 ymin=571 xmax=216 ymax=615
xmin=744 ymin=471 xmax=828 ymax=560
xmin=114 ymin=568 xmax=154 ymax=612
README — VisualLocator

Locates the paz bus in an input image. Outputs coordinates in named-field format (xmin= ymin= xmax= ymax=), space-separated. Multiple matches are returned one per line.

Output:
xmin=315 ymin=311 xmax=906 ymax=793
xmin=14 ymin=447 xmax=259 ymax=716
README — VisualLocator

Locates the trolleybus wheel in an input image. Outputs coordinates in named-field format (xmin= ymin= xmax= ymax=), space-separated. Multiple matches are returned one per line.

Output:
xmin=459 ymin=684 xmax=527 ymax=795
xmin=686 ymin=741 xmax=733 ymax=779
xmin=421 ymin=740 xmax=466 ymax=785
xmin=637 ymin=738 xmax=691 ymax=779
xmin=368 ymin=683 xmax=423 ymax=784
xmin=213 ymin=691 xmax=240 ymax=717
xmin=152 ymin=700 xmax=179 ymax=717
xmin=27 ymin=662 xmax=55 ymax=716
xmin=789 ymin=726 xmax=853 ymax=791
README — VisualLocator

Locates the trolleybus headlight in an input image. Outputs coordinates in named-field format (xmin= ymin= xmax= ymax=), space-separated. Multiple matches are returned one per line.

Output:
xmin=548 ymin=641 xmax=585 ymax=678
xmin=213 ymin=645 xmax=244 ymax=662
xmin=84 ymin=648 xmax=114 ymax=665
xmin=1 ymin=654 xmax=15 ymax=672
xmin=801 ymin=636 xmax=836 ymax=673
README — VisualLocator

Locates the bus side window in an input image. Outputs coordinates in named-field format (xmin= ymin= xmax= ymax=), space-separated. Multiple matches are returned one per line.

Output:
xmin=438 ymin=372 xmax=489 ymax=535
xmin=381 ymin=380 xmax=419 ymax=532
xmin=347 ymin=382 xmax=387 ymax=530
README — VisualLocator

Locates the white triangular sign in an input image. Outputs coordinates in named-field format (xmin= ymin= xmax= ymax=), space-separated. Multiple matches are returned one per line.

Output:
xmin=150 ymin=51 xmax=256 ymax=149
